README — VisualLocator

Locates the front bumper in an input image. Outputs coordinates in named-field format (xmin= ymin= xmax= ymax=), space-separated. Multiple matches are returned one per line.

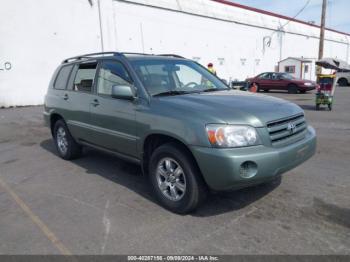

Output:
xmin=190 ymin=126 xmax=316 ymax=191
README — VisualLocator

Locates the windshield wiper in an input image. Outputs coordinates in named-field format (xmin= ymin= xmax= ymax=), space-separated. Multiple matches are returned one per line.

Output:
xmin=153 ymin=90 xmax=192 ymax=97
xmin=202 ymin=88 xmax=229 ymax=93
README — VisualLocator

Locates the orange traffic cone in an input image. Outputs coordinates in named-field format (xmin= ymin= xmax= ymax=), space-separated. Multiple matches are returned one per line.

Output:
xmin=250 ymin=83 xmax=258 ymax=93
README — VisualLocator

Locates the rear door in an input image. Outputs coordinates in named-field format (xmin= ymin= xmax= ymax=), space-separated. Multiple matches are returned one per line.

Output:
xmin=89 ymin=59 xmax=138 ymax=158
xmin=64 ymin=61 xmax=98 ymax=142
xmin=46 ymin=64 xmax=74 ymax=118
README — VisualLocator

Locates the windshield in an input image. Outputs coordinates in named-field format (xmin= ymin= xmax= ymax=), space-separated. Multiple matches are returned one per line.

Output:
xmin=280 ymin=73 xmax=294 ymax=80
xmin=130 ymin=59 xmax=228 ymax=96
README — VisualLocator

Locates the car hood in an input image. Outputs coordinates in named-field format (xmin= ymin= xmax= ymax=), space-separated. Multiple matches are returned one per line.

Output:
xmin=155 ymin=90 xmax=304 ymax=127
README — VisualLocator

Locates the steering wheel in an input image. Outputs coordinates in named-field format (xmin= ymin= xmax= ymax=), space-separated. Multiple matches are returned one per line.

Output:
xmin=183 ymin=82 xmax=200 ymax=89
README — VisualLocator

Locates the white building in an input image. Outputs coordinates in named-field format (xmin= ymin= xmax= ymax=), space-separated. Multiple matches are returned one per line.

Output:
xmin=278 ymin=57 xmax=313 ymax=80
xmin=1 ymin=0 xmax=349 ymax=107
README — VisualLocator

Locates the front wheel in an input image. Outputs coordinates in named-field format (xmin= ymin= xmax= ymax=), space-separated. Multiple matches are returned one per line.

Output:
xmin=149 ymin=143 xmax=207 ymax=214
xmin=288 ymin=85 xmax=298 ymax=94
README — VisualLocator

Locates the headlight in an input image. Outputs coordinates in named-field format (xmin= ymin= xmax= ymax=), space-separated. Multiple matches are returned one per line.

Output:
xmin=206 ymin=124 xmax=259 ymax=148
xmin=304 ymin=82 xmax=312 ymax=86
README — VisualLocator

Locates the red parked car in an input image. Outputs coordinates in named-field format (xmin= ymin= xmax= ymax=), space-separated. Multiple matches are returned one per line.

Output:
xmin=246 ymin=72 xmax=317 ymax=93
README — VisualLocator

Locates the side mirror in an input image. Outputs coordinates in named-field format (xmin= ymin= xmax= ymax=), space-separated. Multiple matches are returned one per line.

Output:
xmin=111 ymin=85 xmax=135 ymax=100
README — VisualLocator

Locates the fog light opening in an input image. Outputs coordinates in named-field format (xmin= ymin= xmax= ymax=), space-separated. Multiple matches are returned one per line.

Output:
xmin=240 ymin=161 xmax=258 ymax=179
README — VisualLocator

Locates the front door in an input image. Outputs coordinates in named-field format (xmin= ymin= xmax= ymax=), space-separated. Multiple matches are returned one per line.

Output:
xmin=270 ymin=73 xmax=286 ymax=90
xmin=89 ymin=59 xmax=138 ymax=158
xmin=257 ymin=72 xmax=272 ymax=89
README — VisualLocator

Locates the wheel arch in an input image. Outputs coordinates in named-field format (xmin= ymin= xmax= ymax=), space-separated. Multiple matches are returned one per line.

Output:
xmin=287 ymin=83 xmax=298 ymax=87
xmin=251 ymin=82 xmax=260 ymax=88
xmin=337 ymin=77 xmax=348 ymax=86
xmin=49 ymin=113 xmax=64 ymax=136
xmin=141 ymin=133 xmax=204 ymax=181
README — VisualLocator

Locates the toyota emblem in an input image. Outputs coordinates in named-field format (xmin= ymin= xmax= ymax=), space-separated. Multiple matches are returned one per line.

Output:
xmin=287 ymin=122 xmax=296 ymax=134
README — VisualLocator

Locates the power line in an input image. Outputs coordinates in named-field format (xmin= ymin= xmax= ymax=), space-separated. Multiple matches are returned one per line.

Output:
xmin=263 ymin=0 xmax=311 ymax=54
xmin=278 ymin=0 xmax=311 ymax=31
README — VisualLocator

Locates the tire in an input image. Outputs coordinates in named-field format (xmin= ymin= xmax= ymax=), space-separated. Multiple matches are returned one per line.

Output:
xmin=53 ymin=119 xmax=82 ymax=160
xmin=263 ymin=89 xmax=269 ymax=92
xmin=149 ymin=143 xmax=208 ymax=214
xmin=338 ymin=78 xmax=348 ymax=86
xmin=300 ymin=90 xmax=306 ymax=94
xmin=316 ymin=104 xmax=320 ymax=111
xmin=328 ymin=104 xmax=332 ymax=111
xmin=288 ymin=84 xmax=298 ymax=94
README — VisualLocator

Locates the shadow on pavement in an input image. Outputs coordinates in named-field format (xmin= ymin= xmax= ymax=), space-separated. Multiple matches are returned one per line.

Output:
xmin=299 ymin=104 xmax=317 ymax=111
xmin=40 ymin=139 xmax=280 ymax=217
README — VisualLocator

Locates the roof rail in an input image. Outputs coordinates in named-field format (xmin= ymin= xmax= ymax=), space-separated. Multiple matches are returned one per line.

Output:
xmin=158 ymin=54 xmax=185 ymax=58
xmin=122 ymin=52 xmax=185 ymax=58
xmin=62 ymin=52 xmax=185 ymax=64
xmin=62 ymin=52 xmax=121 ymax=63
xmin=121 ymin=52 xmax=155 ymax=56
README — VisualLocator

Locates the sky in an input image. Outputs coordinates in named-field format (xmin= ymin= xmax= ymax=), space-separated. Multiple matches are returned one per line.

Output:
xmin=229 ymin=0 xmax=350 ymax=33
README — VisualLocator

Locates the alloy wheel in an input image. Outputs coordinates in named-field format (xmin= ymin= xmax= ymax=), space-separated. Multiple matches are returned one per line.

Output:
xmin=56 ymin=127 xmax=68 ymax=155
xmin=155 ymin=157 xmax=187 ymax=201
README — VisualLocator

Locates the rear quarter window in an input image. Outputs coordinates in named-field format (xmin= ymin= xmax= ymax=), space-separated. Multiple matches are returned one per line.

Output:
xmin=54 ymin=65 xmax=73 ymax=90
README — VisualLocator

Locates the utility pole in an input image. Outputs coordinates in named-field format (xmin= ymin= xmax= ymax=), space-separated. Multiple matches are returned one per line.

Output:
xmin=318 ymin=0 xmax=327 ymax=59
xmin=97 ymin=0 xmax=104 ymax=52
xmin=317 ymin=0 xmax=327 ymax=75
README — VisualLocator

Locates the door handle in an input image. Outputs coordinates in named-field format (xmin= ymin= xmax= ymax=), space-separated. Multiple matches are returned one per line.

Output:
xmin=62 ymin=93 xmax=69 ymax=100
xmin=91 ymin=99 xmax=100 ymax=107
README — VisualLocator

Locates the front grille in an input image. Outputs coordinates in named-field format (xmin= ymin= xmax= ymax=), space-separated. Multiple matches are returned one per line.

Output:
xmin=267 ymin=113 xmax=307 ymax=146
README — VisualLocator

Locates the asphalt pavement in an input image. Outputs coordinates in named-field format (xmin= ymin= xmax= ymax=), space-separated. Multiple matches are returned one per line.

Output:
xmin=0 ymin=88 xmax=349 ymax=254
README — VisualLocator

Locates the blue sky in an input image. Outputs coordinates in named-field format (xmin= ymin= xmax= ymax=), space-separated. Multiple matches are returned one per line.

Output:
xmin=229 ymin=0 xmax=350 ymax=33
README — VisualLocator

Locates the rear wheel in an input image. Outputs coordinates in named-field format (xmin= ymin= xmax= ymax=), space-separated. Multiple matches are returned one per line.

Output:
xmin=288 ymin=84 xmax=298 ymax=94
xmin=149 ymin=143 xmax=207 ymax=214
xmin=53 ymin=120 xmax=82 ymax=160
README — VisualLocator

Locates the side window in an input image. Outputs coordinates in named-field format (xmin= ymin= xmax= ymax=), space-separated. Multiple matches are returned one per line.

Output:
xmin=54 ymin=65 xmax=73 ymax=90
xmin=73 ymin=62 xmax=98 ymax=93
xmin=97 ymin=60 xmax=132 ymax=96
xmin=271 ymin=73 xmax=279 ymax=80
xmin=258 ymin=73 xmax=271 ymax=79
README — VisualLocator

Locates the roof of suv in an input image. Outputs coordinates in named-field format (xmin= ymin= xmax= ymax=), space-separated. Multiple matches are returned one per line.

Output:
xmin=62 ymin=52 xmax=186 ymax=64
